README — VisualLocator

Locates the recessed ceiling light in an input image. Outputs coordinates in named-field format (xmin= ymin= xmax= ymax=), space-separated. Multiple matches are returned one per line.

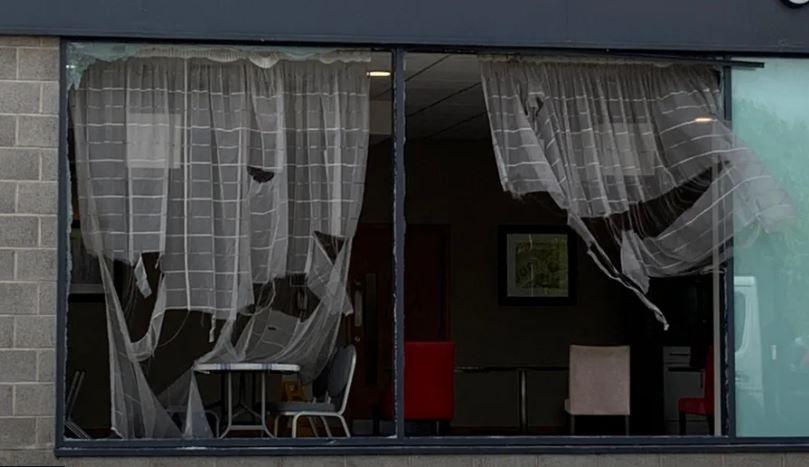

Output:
xmin=693 ymin=117 xmax=715 ymax=123
xmin=367 ymin=71 xmax=391 ymax=77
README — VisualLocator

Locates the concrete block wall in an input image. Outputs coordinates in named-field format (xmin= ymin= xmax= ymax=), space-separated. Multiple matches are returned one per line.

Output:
xmin=0 ymin=35 xmax=796 ymax=466
xmin=0 ymin=36 xmax=59 ymax=456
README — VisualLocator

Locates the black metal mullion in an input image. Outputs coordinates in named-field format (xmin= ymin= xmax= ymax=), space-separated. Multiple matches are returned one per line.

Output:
xmin=55 ymin=38 xmax=69 ymax=450
xmin=722 ymin=62 xmax=737 ymax=439
xmin=392 ymin=47 xmax=407 ymax=440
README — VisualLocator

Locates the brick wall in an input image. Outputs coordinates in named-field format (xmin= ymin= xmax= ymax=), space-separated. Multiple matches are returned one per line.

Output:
xmin=0 ymin=35 xmax=798 ymax=466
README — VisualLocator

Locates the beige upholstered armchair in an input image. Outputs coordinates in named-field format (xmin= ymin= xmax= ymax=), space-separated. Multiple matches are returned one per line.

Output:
xmin=565 ymin=345 xmax=631 ymax=435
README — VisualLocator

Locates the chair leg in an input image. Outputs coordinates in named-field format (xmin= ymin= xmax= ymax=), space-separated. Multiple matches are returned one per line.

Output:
xmin=291 ymin=414 xmax=301 ymax=438
xmin=679 ymin=411 xmax=687 ymax=436
xmin=273 ymin=415 xmax=281 ymax=436
xmin=307 ymin=416 xmax=320 ymax=437
xmin=206 ymin=411 xmax=220 ymax=438
xmin=337 ymin=415 xmax=351 ymax=438
xmin=320 ymin=416 xmax=333 ymax=437
xmin=624 ymin=415 xmax=630 ymax=436
xmin=570 ymin=415 xmax=576 ymax=435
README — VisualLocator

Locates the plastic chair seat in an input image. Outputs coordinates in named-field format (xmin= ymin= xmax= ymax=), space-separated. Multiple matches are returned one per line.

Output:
xmin=678 ymin=396 xmax=712 ymax=416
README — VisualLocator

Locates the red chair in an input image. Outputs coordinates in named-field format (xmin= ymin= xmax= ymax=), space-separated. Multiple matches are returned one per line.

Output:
xmin=678 ymin=345 xmax=714 ymax=435
xmin=383 ymin=341 xmax=455 ymax=432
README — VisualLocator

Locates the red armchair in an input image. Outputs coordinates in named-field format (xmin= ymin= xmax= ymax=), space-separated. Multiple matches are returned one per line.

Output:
xmin=383 ymin=341 xmax=455 ymax=431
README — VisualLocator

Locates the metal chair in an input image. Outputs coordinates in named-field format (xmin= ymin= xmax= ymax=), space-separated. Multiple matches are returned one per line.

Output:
xmin=271 ymin=345 xmax=356 ymax=438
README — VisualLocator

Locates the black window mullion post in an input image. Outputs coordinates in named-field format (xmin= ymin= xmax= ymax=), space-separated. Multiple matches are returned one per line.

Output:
xmin=392 ymin=48 xmax=407 ymax=439
xmin=55 ymin=38 xmax=69 ymax=449
xmin=721 ymin=62 xmax=737 ymax=439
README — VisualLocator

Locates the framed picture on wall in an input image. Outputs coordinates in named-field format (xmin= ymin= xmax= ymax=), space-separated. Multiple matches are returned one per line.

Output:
xmin=498 ymin=225 xmax=576 ymax=306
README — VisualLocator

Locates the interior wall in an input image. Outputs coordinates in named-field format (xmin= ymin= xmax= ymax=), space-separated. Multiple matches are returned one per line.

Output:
xmin=360 ymin=139 xmax=631 ymax=429
xmin=67 ymin=137 xmax=649 ymax=432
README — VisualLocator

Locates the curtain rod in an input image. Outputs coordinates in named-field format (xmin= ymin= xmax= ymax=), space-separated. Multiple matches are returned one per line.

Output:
xmin=608 ymin=53 xmax=763 ymax=68
xmin=500 ymin=51 xmax=765 ymax=69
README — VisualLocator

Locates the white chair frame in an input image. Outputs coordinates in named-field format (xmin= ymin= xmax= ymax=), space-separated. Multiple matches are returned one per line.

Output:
xmin=273 ymin=347 xmax=357 ymax=438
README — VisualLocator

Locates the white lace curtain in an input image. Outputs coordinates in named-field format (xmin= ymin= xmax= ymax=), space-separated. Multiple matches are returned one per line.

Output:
xmin=70 ymin=47 xmax=370 ymax=438
xmin=480 ymin=57 xmax=795 ymax=326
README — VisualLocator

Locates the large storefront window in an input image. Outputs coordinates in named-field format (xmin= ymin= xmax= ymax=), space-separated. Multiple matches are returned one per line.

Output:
xmin=64 ymin=43 xmax=395 ymax=440
xmin=732 ymin=59 xmax=809 ymax=437
xmin=59 ymin=42 xmax=808 ymax=451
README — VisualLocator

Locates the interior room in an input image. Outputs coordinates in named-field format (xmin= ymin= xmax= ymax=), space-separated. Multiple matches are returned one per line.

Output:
xmin=64 ymin=46 xmax=729 ymax=440
xmin=353 ymin=52 xmax=720 ymax=437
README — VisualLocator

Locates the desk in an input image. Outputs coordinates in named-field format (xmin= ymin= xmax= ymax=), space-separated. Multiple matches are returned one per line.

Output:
xmin=455 ymin=365 xmax=568 ymax=434
xmin=194 ymin=362 xmax=300 ymax=437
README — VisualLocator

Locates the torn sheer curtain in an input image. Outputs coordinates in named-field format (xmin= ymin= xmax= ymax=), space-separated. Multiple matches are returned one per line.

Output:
xmin=480 ymin=57 xmax=795 ymax=327
xmin=70 ymin=48 xmax=370 ymax=438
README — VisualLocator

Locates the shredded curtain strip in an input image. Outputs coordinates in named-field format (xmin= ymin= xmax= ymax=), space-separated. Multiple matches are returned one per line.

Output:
xmin=480 ymin=57 xmax=795 ymax=326
xmin=70 ymin=46 xmax=370 ymax=438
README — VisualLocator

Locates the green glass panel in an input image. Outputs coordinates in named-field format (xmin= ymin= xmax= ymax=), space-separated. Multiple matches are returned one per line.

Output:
xmin=733 ymin=58 xmax=809 ymax=436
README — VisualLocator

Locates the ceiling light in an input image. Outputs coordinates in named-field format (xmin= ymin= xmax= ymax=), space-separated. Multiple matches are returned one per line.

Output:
xmin=693 ymin=117 xmax=715 ymax=123
xmin=367 ymin=71 xmax=391 ymax=77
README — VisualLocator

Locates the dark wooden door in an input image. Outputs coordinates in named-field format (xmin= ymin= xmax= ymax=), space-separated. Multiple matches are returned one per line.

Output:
xmin=346 ymin=224 xmax=393 ymax=422
xmin=404 ymin=225 xmax=450 ymax=341
xmin=345 ymin=223 xmax=450 ymax=422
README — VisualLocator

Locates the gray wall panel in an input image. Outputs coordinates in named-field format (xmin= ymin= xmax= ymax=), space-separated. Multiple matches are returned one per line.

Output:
xmin=2 ymin=0 xmax=809 ymax=52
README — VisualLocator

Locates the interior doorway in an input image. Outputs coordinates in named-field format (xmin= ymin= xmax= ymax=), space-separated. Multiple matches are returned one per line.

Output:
xmin=345 ymin=223 xmax=451 ymax=433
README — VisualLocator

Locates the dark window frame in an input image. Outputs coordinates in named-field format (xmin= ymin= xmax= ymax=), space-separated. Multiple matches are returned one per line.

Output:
xmin=53 ymin=39 xmax=808 ymax=456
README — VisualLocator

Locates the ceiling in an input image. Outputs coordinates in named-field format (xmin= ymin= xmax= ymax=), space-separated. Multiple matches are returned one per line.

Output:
xmin=368 ymin=53 xmax=489 ymax=141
